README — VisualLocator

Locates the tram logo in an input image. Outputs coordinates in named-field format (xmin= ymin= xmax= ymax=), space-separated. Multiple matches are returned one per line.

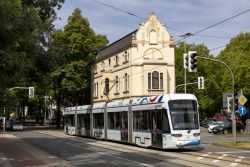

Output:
xmin=138 ymin=95 xmax=164 ymax=104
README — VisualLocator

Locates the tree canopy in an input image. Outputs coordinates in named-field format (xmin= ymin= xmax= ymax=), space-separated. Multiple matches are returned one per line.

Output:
xmin=0 ymin=1 xmax=249 ymax=125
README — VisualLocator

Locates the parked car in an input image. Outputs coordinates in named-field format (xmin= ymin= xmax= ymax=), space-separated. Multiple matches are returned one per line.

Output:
xmin=11 ymin=120 xmax=23 ymax=131
xmin=208 ymin=121 xmax=225 ymax=133
xmin=201 ymin=118 xmax=216 ymax=128
xmin=212 ymin=121 xmax=245 ymax=134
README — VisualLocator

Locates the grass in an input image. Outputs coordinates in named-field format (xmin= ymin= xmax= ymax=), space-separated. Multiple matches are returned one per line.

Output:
xmin=212 ymin=141 xmax=250 ymax=150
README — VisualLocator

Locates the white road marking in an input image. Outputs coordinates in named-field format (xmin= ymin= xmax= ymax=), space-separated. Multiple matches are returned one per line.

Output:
xmin=98 ymin=152 xmax=154 ymax=167
xmin=230 ymin=162 xmax=238 ymax=166
xmin=67 ymin=143 xmax=154 ymax=167
xmin=235 ymin=159 xmax=242 ymax=162
xmin=202 ymin=154 xmax=209 ymax=156
xmin=196 ymin=157 xmax=203 ymax=160
xmin=212 ymin=160 xmax=220 ymax=163
xmin=0 ymin=152 xmax=12 ymax=167
xmin=218 ymin=156 xmax=224 ymax=159
xmin=216 ymin=151 xmax=250 ymax=154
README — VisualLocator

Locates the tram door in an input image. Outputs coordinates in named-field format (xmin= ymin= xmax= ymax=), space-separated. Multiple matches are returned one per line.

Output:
xmin=151 ymin=110 xmax=163 ymax=148
xmin=151 ymin=133 xmax=162 ymax=148
xmin=121 ymin=111 xmax=128 ymax=142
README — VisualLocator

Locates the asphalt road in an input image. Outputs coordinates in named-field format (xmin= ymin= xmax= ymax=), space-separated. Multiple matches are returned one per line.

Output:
xmin=1 ymin=127 xmax=250 ymax=167
xmin=200 ymin=127 xmax=250 ymax=157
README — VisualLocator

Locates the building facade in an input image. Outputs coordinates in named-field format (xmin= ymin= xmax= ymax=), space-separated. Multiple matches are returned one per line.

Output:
xmin=92 ymin=13 xmax=175 ymax=102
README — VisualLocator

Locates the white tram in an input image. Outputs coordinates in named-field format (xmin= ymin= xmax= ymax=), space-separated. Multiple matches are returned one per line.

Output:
xmin=64 ymin=94 xmax=200 ymax=149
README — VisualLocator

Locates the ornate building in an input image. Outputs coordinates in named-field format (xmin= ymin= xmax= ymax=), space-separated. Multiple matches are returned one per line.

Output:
xmin=92 ymin=13 xmax=175 ymax=102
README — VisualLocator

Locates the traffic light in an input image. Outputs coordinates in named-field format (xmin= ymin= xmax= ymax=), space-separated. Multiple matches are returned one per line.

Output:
xmin=234 ymin=98 xmax=239 ymax=111
xmin=188 ymin=51 xmax=197 ymax=72
xmin=234 ymin=84 xmax=238 ymax=97
xmin=198 ymin=77 xmax=204 ymax=89
xmin=29 ymin=87 xmax=34 ymax=98
xmin=183 ymin=53 xmax=189 ymax=69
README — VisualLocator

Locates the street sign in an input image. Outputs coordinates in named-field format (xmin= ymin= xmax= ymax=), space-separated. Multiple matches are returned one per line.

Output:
xmin=238 ymin=94 xmax=248 ymax=105
xmin=239 ymin=105 xmax=247 ymax=116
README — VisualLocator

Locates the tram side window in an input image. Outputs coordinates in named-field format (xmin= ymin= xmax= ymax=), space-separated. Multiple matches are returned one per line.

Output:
xmin=93 ymin=113 xmax=104 ymax=129
xmin=68 ymin=115 xmax=75 ymax=126
xmin=162 ymin=110 xmax=170 ymax=132
xmin=133 ymin=111 xmax=150 ymax=131
xmin=108 ymin=112 xmax=125 ymax=130
xmin=108 ymin=112 xmax=114 ymax=129
xmin=78 ymin=114 xmax=90 ymax=129
xmin=133 ymin=111 xmax=139 ymax=131
xmin=108 ymin=112 xmax=120 ymax=129
xmin=120 ymin=111 xmax=128 ymax=130
xmin=151 ymin=110 xmax=162 ymax=131
xmin=133 ymin=109 xmax=170 ymax=132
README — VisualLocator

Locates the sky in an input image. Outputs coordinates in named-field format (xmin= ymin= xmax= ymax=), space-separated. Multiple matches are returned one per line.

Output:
xmin=54 ymin=0 xmax=250 ymax=56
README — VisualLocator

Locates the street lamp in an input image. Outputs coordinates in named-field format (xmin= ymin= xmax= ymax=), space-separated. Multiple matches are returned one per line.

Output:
xmin=3 ymin=97 xmax=6 ymax=134
xmin=44 ymin=95 xmax=49 ymax=125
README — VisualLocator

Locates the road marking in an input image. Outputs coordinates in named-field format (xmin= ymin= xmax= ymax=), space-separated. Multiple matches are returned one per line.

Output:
xmin=67 ymin=143 xmax=153 ymax=167
xmin=98 ymin=152 xmax=154 ymax=167
xmin=230 ymin=162 xmax=238 ymax=166
xmin=218 ymin=156 xmax=224 ymax=159
xmin=216 ymin=151 xmax=250 ymax=154
xmin=235 ymin=159 xmax=242 ymax=162
xmin=202 ymin=154 xmax=209 ymax=156
xmin=238 ymin=156 xmax=245 ymax=159
xmin=212 ymin=160 xmax=220 ymax=163
xmin=0 ymin=152 xmax=12 ymax=167
xmin=196 ymin=157 xmax=203 ymax=160
xmin=222 ymin=154 xmax=228 ymax=157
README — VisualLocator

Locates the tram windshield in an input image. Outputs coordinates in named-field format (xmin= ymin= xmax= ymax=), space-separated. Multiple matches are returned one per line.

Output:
xmin=169 ymin=100 xmax=199 ymax=130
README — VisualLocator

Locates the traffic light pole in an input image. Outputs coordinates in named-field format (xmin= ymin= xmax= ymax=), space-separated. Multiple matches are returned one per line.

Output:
xmin=197 ymin=56 xmax=236 ymax=144
xmin=175 ymin=82 xmax=198 ymax=93
xmin=3 ymin=87 xmax=34 ymax=133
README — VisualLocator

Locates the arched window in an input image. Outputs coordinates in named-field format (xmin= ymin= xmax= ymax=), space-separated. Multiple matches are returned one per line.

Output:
xmin=152 ymin=71 xmax=159 ymax=89
xmin=148 ymin=71 xmax=163 ymax=90
xmin=149 ymin=30 xmax=157 ymax=44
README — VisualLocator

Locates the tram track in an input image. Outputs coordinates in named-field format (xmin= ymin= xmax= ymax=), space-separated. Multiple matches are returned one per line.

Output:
xmin=33 ymin=130 xmax=250 ymax=167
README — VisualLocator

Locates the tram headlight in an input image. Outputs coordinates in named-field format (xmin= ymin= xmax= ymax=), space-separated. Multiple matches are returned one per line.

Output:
xmin=171 ymin=134 xmax=182 ymax=137
xmin=193 ymin=133 xmax=200 ymax=137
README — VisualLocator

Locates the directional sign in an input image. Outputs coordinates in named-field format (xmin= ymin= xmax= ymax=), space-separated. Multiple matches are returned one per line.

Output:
xmin=239 ymin=105 xmax=247 ymax=116
xmin=238 ymin=95 xmax=248 ymax=105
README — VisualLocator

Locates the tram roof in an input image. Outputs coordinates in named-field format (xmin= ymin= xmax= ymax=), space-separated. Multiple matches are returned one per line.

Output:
xmin=132 ymin=94 xmax=197 ymax=105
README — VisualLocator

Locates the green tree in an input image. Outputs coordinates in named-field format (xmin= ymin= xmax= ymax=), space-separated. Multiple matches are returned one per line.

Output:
xmin=217 ymin=32 xmax=250 ymax=120
xmin=175 ymin=42 xmax=223 ymax=117
xmin=48 ymin=8 xmax=108 ymax=127
xmin=0 ymin=0 xmax=65 ymax=123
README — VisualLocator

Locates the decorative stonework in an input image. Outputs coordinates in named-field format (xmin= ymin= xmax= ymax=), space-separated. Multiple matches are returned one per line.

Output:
xmin=131 ymin=33 xmax=137 ymax=47
xmin=146 ymin=13 xmax=160 ymax=36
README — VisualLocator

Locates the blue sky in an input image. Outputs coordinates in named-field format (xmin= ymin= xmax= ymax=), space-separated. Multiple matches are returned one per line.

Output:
xmin=54 ymin=0 xmax=250 ymax=56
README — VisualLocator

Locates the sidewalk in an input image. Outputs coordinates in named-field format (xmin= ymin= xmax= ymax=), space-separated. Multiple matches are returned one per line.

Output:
xmin=0 ymin=133 xmax=70 ymax=167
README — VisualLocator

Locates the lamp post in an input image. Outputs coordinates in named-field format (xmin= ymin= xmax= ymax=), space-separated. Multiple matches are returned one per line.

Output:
xmin=3 ymin=98 xmax=6 ymax=134
xmin=44 ymin=95 xmax=49 ymax=125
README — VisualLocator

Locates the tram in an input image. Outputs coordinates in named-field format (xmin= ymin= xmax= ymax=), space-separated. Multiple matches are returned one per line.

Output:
xmin=63 ymin=94 xmax=200 ymax=149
